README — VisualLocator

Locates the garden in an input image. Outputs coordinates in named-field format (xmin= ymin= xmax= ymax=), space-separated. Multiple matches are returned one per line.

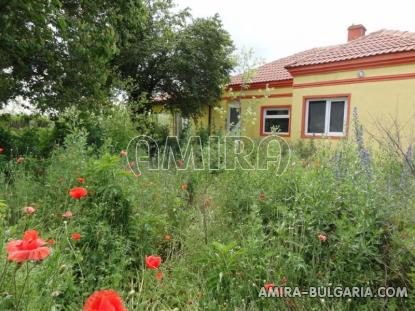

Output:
xmin=1 ymin=1 xmax=415 ymax=310
xmin=0 ymin=106 xmax=414 ymax=310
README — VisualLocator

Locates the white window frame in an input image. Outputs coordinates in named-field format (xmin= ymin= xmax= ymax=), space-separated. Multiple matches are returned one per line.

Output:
xmin=262 ymin=107 xmax=290 ymax=135
xmin=305 ymin=97 xmax=348 ymax=137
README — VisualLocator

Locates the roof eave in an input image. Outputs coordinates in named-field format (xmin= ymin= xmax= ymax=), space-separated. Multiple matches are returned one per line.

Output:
xmin=226 ymin=79 xmax=293 ymax=91
xmin=286 ymin=50 xmax=415 ymax=76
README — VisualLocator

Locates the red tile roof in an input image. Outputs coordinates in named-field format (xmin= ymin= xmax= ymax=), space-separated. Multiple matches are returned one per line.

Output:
xmin=230 ymin=48 xmax=322 ymax=85
xmin=230 ymin=29 xmax=415 ymax=86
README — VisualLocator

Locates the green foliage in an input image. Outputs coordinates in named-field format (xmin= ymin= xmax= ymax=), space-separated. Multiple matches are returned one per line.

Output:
xmin=1 ymin=0 xmax=235 ymax=117
xmin=114 ymin=0 xmax=235 ymax=117
xmin=0 ymin=1 xmax=119 ymax=112
xmin=0 ymin=114 xmax=55 ymax=158
xmin=0 ymin=116 xmax=414 ymax=309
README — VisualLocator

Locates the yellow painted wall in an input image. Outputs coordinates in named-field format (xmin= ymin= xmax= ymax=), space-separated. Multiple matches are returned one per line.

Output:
xmin=214 ymin=63 xmax=415 ymax=145
xmin=153 ymin=63 xmax=415 ymax=146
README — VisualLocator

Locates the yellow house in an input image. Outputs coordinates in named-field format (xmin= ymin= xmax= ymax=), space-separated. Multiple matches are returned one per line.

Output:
xmin=194 ymin=25 xmax=415 ymax=143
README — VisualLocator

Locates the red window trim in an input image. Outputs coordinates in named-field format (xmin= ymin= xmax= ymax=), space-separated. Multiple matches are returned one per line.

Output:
xmin=301 ymin=94 xmax=351 ymax=139
xmin=260 ymin=105 xmax=292 ymax=137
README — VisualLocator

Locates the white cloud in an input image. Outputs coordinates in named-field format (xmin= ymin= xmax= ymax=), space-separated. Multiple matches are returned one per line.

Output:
xmin=175 ymin=0 xmax=415 ymax=61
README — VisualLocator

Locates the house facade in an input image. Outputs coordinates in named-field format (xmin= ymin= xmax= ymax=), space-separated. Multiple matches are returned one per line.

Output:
xmin=193 ymin=25 xmax=415 ymax=144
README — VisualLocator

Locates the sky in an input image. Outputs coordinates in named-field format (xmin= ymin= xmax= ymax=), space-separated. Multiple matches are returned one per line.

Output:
xmin=175 ymin=0 xmax=415 ymax=62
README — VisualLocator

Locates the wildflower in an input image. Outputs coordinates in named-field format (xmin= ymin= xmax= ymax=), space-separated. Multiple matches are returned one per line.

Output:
xmin=16 ymin=157 xmax=25 ymax=164
xmin=258 ymin=191 xmax=265 ymax=201
xmin=77 ymin=177 xmax=85 ymax=183
xmin=318 ymin=234 xmax=327 ymax=242
xmin=180 ymin=183 xmax=188 ymax=191
xmin=48 ymin=239 xmax=56 ymax=245
xmin=120 ymin=150 xmax=128 ymax=157
xmin=0 ymin=147 xmax=4 ymax=153
xmin=71 ymin=233 xmax=81 ymax=241
xmin=23 ymin=206 xmax=36 ymax=215
xmin=6 ymin=230 xmax=51 ymax=262
xmin=164 ymin=235 xmax=172 ymax=241
xmin=177 ymin=159 xmax=184 ymax=168
xmin=63 ymin=211 xmax=73 ymax=218
xmin=145 ymin=255 xmax=161 ymax=270
xmin=51 ymin=291 xmax=61 ymax=297
xmin=353 ymin=108 xmax=372 ymax=179
xmin=281 ymin=276 xmax=288 ymax=285
xmin=83 ymin=290 xmax=127 ymax=311
xmin=69 ymin=187 xmax=88 ymax=199
xmin=264 ymin=283 xmax=274 ymax=291
xmin=155 ymin=271 xmax=163 ymax=280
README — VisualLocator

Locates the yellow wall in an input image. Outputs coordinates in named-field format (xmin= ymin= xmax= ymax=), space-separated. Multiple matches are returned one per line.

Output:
xmin=214 ymin=63 xmax=415 ymax=145
xmin=153 ymin=62 xmax=415 ymax=146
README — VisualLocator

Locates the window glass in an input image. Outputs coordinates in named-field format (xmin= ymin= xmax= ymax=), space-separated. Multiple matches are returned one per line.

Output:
xmin=266 ymin=109 xmax=289 ymax=116
xmin=329 ymin=101 xmax=345 ymax=132
xmin=265 ymin=118 xmax=289 ymax=133
xmin=307 ymin=100 xmax=326 ymax=133
xmin=228 ymin=106 xmax=240 ymax=131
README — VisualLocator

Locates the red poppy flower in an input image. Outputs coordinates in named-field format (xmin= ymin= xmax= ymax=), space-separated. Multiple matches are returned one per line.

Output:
xmin=77 ymin=177 xmax=85 ymax=184
xmin=155 ymin=271 xmax=163 ymax=280
xmin=63 ymin=211 xmax=73 ymax=218
xmin=71 ymin=233 xmax=81 ymax=241
xmin=0 ymin=147 xmax=4 ymax=154
xmin=145 ymin=255 xmax=161 ymax=270
xmin=83 ymin=290 xmax=127 ymax=311
xmin=180 ymin=183 xmax=188 ymax=191
xmin=69 ymin=187 xmax=88 ymax=199
xmin=264 ymin=283 xmax=274 ymax=291
xmin=23 ymin=206 xmax=36 ymax=215
xmin=6 ymin=230 xmax=51 ymax=263
xmin=120 ymin=150 xmax=127 ymax=157
xmin=48 ymin=239 xmax=56 ymax=245
xmin=318 ymin=234 xmax=327 ymax=242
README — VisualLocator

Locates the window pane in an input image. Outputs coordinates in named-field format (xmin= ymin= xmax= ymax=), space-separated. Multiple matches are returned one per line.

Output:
xmin=229 ymin=107 xmax=240 ymax=130
xmin=266 ymin=109 xmax=289 ymax=116
xmin=329 ymin=101 xmax=345 ymax=132
xmin=308 ymin=101 xmax=326 ymax=133
xmin=265 ymin=118 xmax=289 ymax=133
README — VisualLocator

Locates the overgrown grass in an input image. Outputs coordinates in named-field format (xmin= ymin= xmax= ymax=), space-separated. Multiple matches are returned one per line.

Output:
xmin=0 ymin=115 xmax=415 ymax=310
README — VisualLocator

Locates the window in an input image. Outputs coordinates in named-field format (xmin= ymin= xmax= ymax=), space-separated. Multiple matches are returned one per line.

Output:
xmin=304 ymin=97 xmax=348 ymax=137
xmin=227 ymin=102 xmax=241 ymax=132
xmin=261 ymin=106 xmax=290 ymax=135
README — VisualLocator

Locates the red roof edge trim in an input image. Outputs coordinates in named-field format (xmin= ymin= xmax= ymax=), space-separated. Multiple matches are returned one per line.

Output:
xmin=286 ymin=51 xmax=415 ymax=76
xmin=226 ymin=79 xmax=293 ymax=91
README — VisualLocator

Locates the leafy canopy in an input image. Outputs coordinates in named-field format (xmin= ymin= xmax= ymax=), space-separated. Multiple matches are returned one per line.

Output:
xmin=0 ymin=0 xmax=235 ymax=117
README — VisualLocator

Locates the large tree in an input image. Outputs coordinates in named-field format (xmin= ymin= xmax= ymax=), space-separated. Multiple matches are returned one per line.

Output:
xmin=113 ymin=0 xmax=235 ymax=118
xmin=0 ymin=0 xmax=121 ymax=112
xmin=0 ymin=0 xmax=235 ymax=117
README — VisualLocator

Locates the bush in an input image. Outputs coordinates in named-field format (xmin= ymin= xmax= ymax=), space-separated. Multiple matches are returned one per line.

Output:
xmin=0 ymin=110 xmax=414 ymax=310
